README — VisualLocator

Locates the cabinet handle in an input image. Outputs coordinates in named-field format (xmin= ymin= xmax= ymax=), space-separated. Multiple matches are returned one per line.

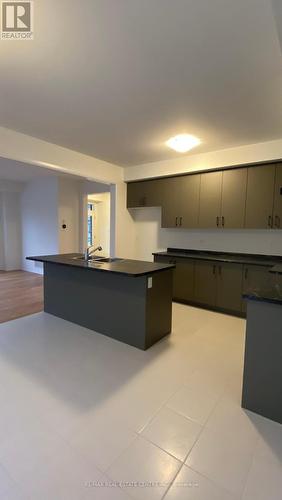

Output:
xmin=175 ymin=217 xmax=178 ymax=227
xmin=222 ymin=216 xmax=225 ymax=227
xmin=216 ymin=216 xmax=220 ymax=227
xmin=275 ymin=215 xmax=281 ymax=228
xmin=244 ymin=268 xmax=248 ymax=280
xmin=179 ymin=217 xmax=183 ymax=226
xmin=268 ymin=215 xmax=273 ymax=228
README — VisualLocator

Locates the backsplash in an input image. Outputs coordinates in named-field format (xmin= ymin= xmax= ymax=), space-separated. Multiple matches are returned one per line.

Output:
xmin=132 ymin=208 xmax=282 ymax=261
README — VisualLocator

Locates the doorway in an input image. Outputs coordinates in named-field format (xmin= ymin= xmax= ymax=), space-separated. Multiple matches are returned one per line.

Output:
xmin=82 ymin=181 xmax=114 ymax=257
xmin=87 ymin=192 xmax=111 ymax=256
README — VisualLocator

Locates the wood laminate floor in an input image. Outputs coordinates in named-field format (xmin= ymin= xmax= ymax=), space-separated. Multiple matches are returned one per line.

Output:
xmin=0 ymin=271 xmax=43 ymax=323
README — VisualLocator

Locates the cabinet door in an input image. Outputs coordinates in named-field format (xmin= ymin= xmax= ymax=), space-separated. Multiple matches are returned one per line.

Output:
xmin=179 ymin=175 xmax=200 ymax=228
xmin=198 ymin=171 xmax=222 ymax=228
xmin=216 ymin=263 xmax=243 ymax=312
xmin=221 ymin=169 xmax=247 ymax=228
xmin=161 ymin=177 xmax=184 ymax=228
xmin=127 ymin=181 xmax=146 ymax=208
xmin=242 ymin=264 xmax=273 ymax=312
xmin=173 ymin=259 xmax=195 ymax=301
xmin=194 ymin=260 xmax=217 ymax=306
xmin=127 ymin=180 xmax=163 ymax=208
xmin=245 ymin=165 xmax=276 ymax=228
xmin=273 ymin=164 xmax=282 ymax=229
xmin=161 ymin=174 xmax=200 ymax=228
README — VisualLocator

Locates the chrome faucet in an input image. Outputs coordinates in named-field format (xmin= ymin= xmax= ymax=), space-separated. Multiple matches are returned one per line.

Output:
xmin=84 ymin=245 xmax=103 ymax=261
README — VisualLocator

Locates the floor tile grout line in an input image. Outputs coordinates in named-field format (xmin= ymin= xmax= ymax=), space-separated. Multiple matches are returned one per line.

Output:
xmin=137 ymin=370 xmax=197 ymax=435
xmin=137 ymin=433 xmax=185 ymax=464
xmin=182 ymin=463 xmax=239 ymax=499
xmin=161 ymin=461 xmax=187 ymax=500
xmin=0 ymin=460 xmax=26 ymax=498
xmin=104 ymin=432 xmax=140 ymax=476
xmin=104 ymin=432 xmax=183 ymax=500
xmin=238 ymin=433 xmax=262 ymax=500
xmin=181 ymin=411 xmax=209 ymax=464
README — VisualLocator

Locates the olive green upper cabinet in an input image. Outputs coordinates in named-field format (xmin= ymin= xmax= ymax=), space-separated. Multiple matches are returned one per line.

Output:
xmin=245 ymin=165 xmax=276 ymax=228
xmin=198 ymin=171 xmax=222 ymax=228
xmin=221 ymin=168 xmax=248 ymax=228
xmin=161 ymin=176 xmax=184 ymax=228
xmin=161 ymin=174 xmax=200 ymax=228
xmin=273 ymin=164 xmax=282 ymax=229
xmin=127 ymin=179 xmax=164 ymax=208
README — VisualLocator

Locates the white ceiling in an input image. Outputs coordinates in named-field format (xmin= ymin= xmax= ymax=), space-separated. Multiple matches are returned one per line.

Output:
xmin=0 ymin=0 xmax=282 ymax=167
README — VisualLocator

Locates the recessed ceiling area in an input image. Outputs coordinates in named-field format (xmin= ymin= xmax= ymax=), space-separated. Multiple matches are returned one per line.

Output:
xmin=0 ymin=157 xmax=83 ymax=182
xmin=0 ymin=0 xmax=282 ymax=167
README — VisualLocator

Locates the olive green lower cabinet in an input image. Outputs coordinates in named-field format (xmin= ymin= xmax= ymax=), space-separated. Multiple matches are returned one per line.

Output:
xmin=154 ymin=255 xmax=245 ymax=316
xmin=216 ymin=262 xmax=243 ymax=313
xmin=155 ymin=256 xmax=195 ymax=302
xmin=194 ymin=260 xmax=217 ymax=307
xmin=194 ymin=261 xmax=243 ymax=314
xmin=173 ymin=259 xmax=195 ymax=302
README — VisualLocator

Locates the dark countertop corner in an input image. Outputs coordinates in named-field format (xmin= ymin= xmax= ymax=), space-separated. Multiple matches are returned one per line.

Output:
xmin=243 ymin=285 xmax=282 ymax=305
xmin=153 ymin=248 xmax=282 ymax=267
xmin=269 ymin=264 xmax=282 ymax=274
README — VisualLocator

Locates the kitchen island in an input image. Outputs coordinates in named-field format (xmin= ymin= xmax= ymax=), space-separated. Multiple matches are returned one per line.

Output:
xmin=27 ymin=254 xmax=175 ymax=350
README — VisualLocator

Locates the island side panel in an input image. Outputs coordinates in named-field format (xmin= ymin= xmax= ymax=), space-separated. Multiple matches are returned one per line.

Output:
xmin=43 ymin=263 xmax=147 ymax=349
xmin=145 ymin=269 xmax=173 ymax=349
xmin=242 ymin=300 xmax=282 ymax=424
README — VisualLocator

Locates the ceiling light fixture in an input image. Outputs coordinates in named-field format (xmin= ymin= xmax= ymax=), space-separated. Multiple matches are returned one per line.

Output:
xmin=166 ymin=134 xmax=201 ymax=153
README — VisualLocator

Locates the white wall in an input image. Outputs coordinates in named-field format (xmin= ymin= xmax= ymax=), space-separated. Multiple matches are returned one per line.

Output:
xmin=21 ymin=178 xmax=59 ymax=273
xmin=115 ymin=181 xmax=136 ymax=259
xmin=0 ymin=193 xmax=4 ymax=270
xmin=1 ymin=191 xmax=22 ymax=270
xmin=0 ymin=181 xmax=23 ymax=271
xmin=58 ymin=178 xmax=82 ymax=254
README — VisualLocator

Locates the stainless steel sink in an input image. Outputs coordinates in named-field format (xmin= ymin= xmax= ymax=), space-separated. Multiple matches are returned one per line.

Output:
xmin=93 ymin=258 xmax=123 ymax=263
xmin=72 ymin=255 xmax=104 ymax=262
xmin=72 ymin=256 xmax=123 ymax=263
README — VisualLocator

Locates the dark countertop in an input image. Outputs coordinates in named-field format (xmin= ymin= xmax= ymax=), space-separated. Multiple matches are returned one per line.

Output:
xmin=243 ymin=286 xmax=282 ymax=305
xmin=27 ymin=254 xmax=175 ymax=277
xmin=153 ymin=248 xmax=282 ymax=267
xmin=269 ymin=264 xmax=282 ymax=274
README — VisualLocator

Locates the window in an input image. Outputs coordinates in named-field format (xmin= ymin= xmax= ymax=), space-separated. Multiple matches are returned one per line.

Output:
xmin=87 ymin=203 xmax=95 ymax=246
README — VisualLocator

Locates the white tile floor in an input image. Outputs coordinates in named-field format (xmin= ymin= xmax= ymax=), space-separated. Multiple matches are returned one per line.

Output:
xmin=0 ymin=304 xmax=281 ymax=499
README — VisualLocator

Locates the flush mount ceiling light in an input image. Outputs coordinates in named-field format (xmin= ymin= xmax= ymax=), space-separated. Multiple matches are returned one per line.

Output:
xmin=166 ymin=134 xmax=201 ymax=153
